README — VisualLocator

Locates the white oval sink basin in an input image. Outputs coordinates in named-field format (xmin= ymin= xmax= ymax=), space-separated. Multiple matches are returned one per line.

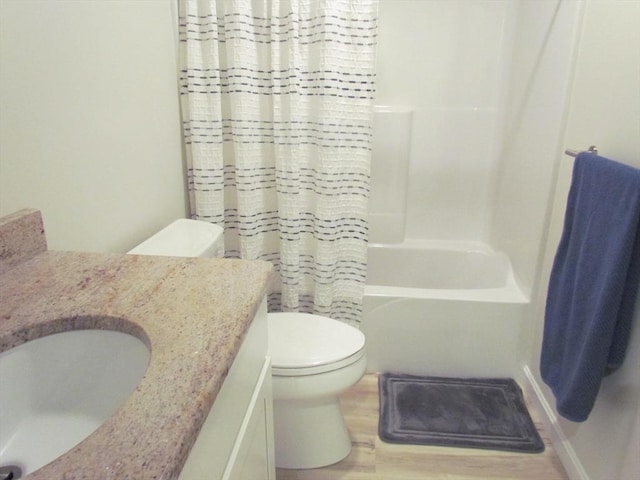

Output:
xmin=0 ymin=329 xmax=150 ymax=477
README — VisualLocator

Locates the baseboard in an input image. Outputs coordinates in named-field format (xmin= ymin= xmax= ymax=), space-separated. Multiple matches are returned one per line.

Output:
xmin=521 ymin=366 xmax=590 ymax=480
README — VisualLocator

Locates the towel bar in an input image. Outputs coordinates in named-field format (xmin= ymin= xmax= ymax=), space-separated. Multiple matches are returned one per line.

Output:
xmin=565 ymin=145 xmax=598 ymax=158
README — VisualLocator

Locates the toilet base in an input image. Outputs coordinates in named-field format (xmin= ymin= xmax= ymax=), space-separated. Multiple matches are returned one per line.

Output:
xmin=273 ymin=396 xmax=352 ymax=469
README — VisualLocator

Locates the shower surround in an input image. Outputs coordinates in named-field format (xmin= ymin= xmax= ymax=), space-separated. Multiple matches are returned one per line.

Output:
xmin=365 ymin=0 xmax=589 ymax=476
xmin=366 ymin=0 xmax=580 ymax=374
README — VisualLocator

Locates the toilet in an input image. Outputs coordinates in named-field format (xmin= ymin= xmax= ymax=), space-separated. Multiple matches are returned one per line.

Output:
xmin=129 ymin=219 xmax=367 ymax=469
xmin=269 ymin=312 xmax=366 ymax=469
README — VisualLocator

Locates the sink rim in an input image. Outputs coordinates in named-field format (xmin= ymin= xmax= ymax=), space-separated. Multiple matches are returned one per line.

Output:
xmin=0 ymin=315 xmax=151 ymax=355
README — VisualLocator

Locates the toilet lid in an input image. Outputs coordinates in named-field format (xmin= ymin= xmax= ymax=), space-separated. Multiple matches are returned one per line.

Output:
xmin=268 ymin=313 xmax=365 ymax=370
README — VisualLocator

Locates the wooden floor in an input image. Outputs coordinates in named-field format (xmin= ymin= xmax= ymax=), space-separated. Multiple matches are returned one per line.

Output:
xmin=276 ymin=374 xmax=569 ymax=480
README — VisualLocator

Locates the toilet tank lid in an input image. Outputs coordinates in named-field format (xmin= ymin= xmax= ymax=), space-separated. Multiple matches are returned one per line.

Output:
xmin=268 ymin=313 xmax=365 ymax=369
xmin=128 ymin=219 xmax=223 ymax=258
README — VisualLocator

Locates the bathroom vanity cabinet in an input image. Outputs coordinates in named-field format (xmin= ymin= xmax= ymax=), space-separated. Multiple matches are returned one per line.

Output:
xmin=179 ymin=298 xmax=276 ymax=480
xmin=0 ymin=209 xmax=276 ymax=479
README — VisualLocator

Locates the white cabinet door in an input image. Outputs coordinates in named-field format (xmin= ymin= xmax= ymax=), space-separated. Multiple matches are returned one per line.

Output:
xmin=223 ymin=359 xmax=275 ymax=480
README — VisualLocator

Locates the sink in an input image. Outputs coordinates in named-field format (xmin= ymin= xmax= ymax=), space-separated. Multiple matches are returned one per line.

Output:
xmin=0 ymin=329 xmax=150 ymax=477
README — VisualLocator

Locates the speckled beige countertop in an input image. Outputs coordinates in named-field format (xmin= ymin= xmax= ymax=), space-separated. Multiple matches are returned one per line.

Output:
xmin=0 ymin=210 xmax=273 ymax=479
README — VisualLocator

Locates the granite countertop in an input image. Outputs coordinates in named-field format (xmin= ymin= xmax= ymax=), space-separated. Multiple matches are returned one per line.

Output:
xmin=0 ymin=210 xmax=273 ymax=479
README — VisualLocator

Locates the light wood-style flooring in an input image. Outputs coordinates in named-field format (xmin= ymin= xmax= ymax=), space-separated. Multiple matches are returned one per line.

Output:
xmin=276 ymin=374 xmax=569 ymax=480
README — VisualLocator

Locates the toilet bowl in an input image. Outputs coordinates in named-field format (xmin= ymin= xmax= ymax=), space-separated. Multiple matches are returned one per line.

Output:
xmin=130 ymin=219 xmax=366 ymax=470
xmin=269 ymin=312 xmax=366 ymax=469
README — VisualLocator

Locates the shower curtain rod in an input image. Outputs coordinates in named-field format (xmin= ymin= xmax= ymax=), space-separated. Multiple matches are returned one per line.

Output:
xmin=565 ymin=145 xmax=599 ymax=158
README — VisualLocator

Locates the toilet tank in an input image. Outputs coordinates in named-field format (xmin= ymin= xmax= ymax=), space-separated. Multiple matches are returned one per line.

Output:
xmin=128 ymin=219 xmax=224 ymax=258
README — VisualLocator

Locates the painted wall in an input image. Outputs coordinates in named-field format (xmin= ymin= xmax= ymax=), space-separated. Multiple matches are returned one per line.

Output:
xmin=524 ymin=1 xmax=640 ymax=479
xmin=0 ymin=0 xmax=187 ymax=253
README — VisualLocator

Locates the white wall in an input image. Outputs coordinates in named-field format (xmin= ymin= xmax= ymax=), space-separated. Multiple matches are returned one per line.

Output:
xmin=524 ymin=1 xmax=640 ymax=479
xmin=0 ymin=0 xmax=187 ymax=253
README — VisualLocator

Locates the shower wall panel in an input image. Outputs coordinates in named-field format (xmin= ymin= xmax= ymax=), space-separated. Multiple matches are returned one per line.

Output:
xmin=369 ymin=106 xmax=413 ymax=244
xmin=375 ymin=0 xmax=513 ymax=243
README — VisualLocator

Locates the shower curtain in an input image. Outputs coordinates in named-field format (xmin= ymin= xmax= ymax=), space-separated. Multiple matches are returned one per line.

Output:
xmin=178 ymin=0 xmax=378 ymax=325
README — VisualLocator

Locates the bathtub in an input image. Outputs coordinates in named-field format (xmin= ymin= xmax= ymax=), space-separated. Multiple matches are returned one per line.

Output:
xmin=362 ymin=241 xmax=529 ymax=378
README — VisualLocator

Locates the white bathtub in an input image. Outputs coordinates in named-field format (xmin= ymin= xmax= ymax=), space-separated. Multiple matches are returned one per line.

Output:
xmin=362 ymin=241 xmax=529 ymax=378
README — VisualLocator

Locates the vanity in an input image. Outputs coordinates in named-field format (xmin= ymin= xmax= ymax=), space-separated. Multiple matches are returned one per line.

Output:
xmin=0 ymin=209 xmax=276 ymax=479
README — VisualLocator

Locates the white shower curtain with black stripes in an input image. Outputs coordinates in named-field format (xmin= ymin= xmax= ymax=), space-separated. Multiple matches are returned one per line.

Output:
xmin=179 ymin=0 xmax=377 ymax=326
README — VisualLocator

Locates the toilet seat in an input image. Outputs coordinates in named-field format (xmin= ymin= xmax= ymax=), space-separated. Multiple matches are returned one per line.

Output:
xmin=268 ymin=313 xmax=365 ymax=377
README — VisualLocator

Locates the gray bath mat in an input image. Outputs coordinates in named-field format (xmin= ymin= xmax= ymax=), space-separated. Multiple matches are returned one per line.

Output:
xmin=379 ymin=373 xmax=545 ymax=453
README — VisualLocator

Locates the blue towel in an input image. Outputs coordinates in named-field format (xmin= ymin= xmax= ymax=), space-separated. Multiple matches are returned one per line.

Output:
xmin=541 ymin=152 xmax=640 ymax=422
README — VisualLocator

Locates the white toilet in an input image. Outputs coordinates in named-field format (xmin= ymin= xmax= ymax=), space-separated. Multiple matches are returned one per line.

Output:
xmin=269 ymin=312 xmax=366 ymax=469
xmin=129 ymin=219 xmax=367 ymax=469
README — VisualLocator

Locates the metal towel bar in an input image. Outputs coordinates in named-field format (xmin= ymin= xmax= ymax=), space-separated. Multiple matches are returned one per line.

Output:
xmin=565 ymin=145 xmax=598 ymax=158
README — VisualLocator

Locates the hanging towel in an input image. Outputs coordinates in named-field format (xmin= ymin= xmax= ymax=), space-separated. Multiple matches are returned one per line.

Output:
xmin=541 ymin=152 xmax=640 ymax=422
